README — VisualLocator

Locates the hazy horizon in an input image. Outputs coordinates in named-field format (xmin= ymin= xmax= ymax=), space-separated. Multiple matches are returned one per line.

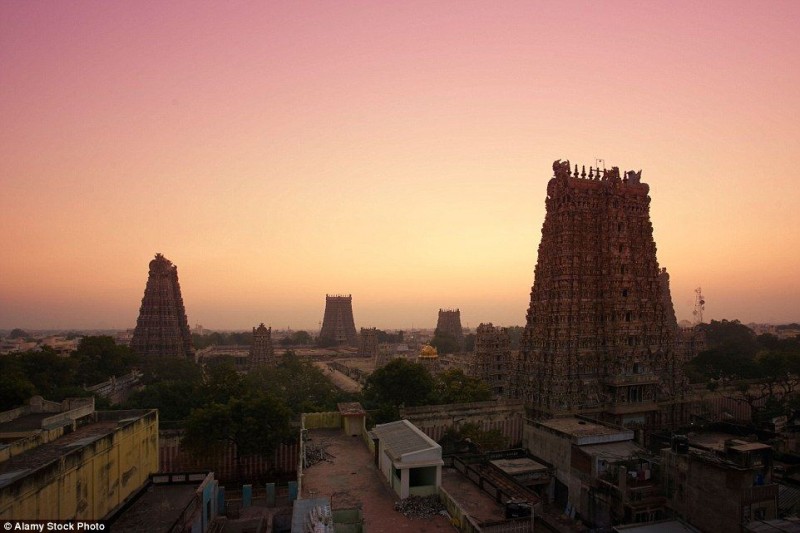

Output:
xmin=2 ymin=2 xmax=799 ymax=331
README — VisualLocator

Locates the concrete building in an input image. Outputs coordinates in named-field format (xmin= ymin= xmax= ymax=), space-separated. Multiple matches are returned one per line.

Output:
xmin=661 ymin=435 xmax=778 ymax=532
xmin=369 ymin=419 xmax=443 ymax=499
xmin=523 ymin=416 xmax=666 ymax=528
xmin=0 ymin=399 xmax=158 ymax=521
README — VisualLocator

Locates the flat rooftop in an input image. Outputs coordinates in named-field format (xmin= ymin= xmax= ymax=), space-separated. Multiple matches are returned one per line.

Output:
xmin=490 ymin=457 xmax=548 ymax=476
xmin=111 ymin=483 xmax=198 ymax=532
xmin=0 ymin=410 xmax=155 ymax=489
xmin=0 ymin=413 xmax=49 ymax=434
xmin=300 ymin=429 xmax=451 ymax=533
xmin=537 ymin=418 xmax=633 ymax=445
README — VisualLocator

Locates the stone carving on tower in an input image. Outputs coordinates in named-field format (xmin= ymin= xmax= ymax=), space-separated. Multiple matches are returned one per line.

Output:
xmin=515 ymin=161 xmax=689 ymax=430
xmin=250 ymin=323 xmax=275 ymax=369
xmin=131 ymin=253 xmax=194 ymax=359
xmin=319 ymin=294 xmax=358 ymax=346
xmin=471 ymin=323 xmax=512 ymax=398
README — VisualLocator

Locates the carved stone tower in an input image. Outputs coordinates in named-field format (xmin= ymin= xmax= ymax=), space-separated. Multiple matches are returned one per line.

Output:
xmin=358 ymin=327 xmax=379 ymax=357
xmin=250 ymin=323 xmax=275 ymax=368
xmin=516 ymin=161 xmax=687 ymax=429
xmin=319 ymin=294 xmax=357 ymax=346
xmin=471 ymin=323 xmax=512 ymax=398
xmin=435 ymin=309 xmax=464 ymax=350
xmin=131 ymin=253 xmax=194 ymax=358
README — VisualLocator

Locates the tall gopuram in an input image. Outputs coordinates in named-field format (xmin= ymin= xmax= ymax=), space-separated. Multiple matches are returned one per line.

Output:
xmin=471 ymin=323 xmax=512 ymax=398
xmin=319 ymin=294 xmax=358 ymax=346
xmin=435 ymin=309 xmax=464 ymax=350
xmin=131 ymin=253 xmax=194 ymax=359
xmin=515 ymin=160 xmax=691 ymax=430
xmin=250 ymin=323 xmax=275 ymax=368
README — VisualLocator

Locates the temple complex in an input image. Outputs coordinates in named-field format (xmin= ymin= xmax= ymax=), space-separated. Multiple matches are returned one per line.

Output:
xmin=249 ymin=323 xmax=275 ymax=368
xmin=515 ymin=160 xmax=692 ymax=431
xmin=319 ymin=294 xmax=358 ymax=346
xmin=131 ymin=254 xmax=194 ymax=359
xmin=471 ymin=323 xmax=512 ymax=398
xmin=435 ymin=308 xmax=464 ymax=351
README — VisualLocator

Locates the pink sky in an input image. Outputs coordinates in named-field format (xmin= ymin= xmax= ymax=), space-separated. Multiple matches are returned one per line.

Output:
xmin=2 ymin=1 xmax=799 ymax=331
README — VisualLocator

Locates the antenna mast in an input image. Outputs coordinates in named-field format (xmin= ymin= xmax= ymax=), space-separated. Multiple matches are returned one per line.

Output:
xmin=692 ymin=287 xmax=705 ymax=324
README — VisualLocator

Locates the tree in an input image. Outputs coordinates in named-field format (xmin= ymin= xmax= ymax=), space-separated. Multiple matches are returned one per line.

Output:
xmin=182 ymin=391 xmax=292 ymax=480
xmin=434 ymin=369 xmax=492 ymax=404
xmin=362 ymin=359 xmax=435 ymax=423
xmin=246 ymin=351 xmax=344 ymax=414
xmin=430 ymin=331 xmax=459 ymax=355
xmin=439 ymin=422 xmax=507 ymax=453
xmin=73 ymin=336 xmax=139 ymax=385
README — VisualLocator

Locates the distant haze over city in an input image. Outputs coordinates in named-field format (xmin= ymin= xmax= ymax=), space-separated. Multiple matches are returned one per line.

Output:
xmin=2 ymin=2 xmax=799 ymax=330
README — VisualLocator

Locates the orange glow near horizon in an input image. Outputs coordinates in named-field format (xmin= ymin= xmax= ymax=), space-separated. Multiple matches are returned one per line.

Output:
xmin=2 ymin=1 xmax=799 ymax=330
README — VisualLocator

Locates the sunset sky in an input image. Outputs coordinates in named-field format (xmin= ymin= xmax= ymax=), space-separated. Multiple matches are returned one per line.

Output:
xmin=2 ymin=1 xmax=799 ymax=331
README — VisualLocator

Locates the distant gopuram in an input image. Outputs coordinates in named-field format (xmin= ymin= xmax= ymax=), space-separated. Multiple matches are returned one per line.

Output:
xmin=319 ymin=294 xmax=357 ymax=346
xmin=250 ymin=323 xmax=275 ymax=368
xmin=358 ymin=327 xmax=379 ymax=357
xmin=131 ymin=253 xmax=194 ymax=358
xmin=471 ymin=323 xmax=511 ymax=398
xmin=435 ymin=309 xmax=464 ymax=350
xmin=515 ymin=160 xmax=689 ymax=429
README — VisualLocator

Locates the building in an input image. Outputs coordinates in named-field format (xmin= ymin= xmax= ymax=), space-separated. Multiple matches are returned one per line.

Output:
xmin=109 ymin=472 xmax=220 ymax=532
xmin=435 ymin=308 xmax=464 ymax=351
xmin=319 ymin=294 xmax=358 ymax=346
xmin=523 ymin=416 xmax=667 ymax=528
xmin=661 ymin=435 xmax=778 ymax=531
xmin=0 ymin=398 xmax=158 ymax=521
xmin=369 ymin=419 xmax=443 ymax=499
xmin=471 ymin=322 xmax=512 ymax=398
xmin=358 ymin=327 xmax=379 ymax=357
xmin=516 ymin=160 xmax=692 ymax=431
xmin=131 ymin=253 xmax=194 ymax=359
xmin=250 ymin=323 xmax=276 ymax=368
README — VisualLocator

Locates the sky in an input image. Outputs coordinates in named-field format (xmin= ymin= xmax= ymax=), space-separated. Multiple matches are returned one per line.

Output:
xmin=1 ymin=1 xmax=799 ymax=331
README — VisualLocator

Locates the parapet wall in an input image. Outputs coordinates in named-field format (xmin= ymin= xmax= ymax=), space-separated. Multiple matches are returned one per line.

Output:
xmin=400 ymin=400 xmax=525 ymax=446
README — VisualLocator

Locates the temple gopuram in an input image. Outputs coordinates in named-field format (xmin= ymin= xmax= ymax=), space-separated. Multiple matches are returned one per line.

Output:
xmin=514 ymin=160 xmax=694 ymax=431
xmin=131 ymin=253 xmax=194 ymax=359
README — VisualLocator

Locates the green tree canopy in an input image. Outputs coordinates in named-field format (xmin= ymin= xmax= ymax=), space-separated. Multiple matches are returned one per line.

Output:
xmin=434 ymin=369 xmax=492 ymax=404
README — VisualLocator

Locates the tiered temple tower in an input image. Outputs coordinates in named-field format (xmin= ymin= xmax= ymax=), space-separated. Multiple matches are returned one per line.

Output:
xmin=358 ymin=327 xmax=379 ymax=357
xmin=250 ymin=323 xmax=275 ymax=368
xmin=515 ymin=160 xmax=689 ymax=430
xmin=435 ymin=309 xmax=464 ymax=350
xmin=471 ymin=323 xmax=512 ymax=398
xmin=131 ymin=253 xmax=194 ymax=358
xmin=319 ymin=294 xmax=357 ymax=346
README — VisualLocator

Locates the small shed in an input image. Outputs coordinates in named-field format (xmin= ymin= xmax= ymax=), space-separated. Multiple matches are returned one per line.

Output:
xmin=370 ymin=419 xmax=443 ymax=499
xmin=337 ymin=402 xmax=366 ymax=437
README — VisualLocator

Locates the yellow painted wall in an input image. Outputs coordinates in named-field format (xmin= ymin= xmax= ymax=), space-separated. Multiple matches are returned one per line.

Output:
xmin=0 ymin=410 xmax=158 ymax=521
xmin=302 ymin=411 xmax=342 ymax=430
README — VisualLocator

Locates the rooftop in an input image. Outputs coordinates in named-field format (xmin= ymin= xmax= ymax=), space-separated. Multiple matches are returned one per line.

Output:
xmin=490 ymin=457 xmax=548 ymax=476
xmin=337 ymin=402 xmax=366 ymax=416
xmin=536 ymin=417 xmax=633 ymax=445
xmin=370 ymin=419 xmax=440 ymax=462
xmin=111 ymin=483 xmax=198 ymax=532
xmin=300 ymin=428 xmax=451 ymax=532
xmin=0 ymin=410 xmax=156 ymax=489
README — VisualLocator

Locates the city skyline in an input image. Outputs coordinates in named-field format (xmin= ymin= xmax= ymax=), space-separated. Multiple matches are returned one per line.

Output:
xmin=2 ymin=1 xmax=799 ymax=330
